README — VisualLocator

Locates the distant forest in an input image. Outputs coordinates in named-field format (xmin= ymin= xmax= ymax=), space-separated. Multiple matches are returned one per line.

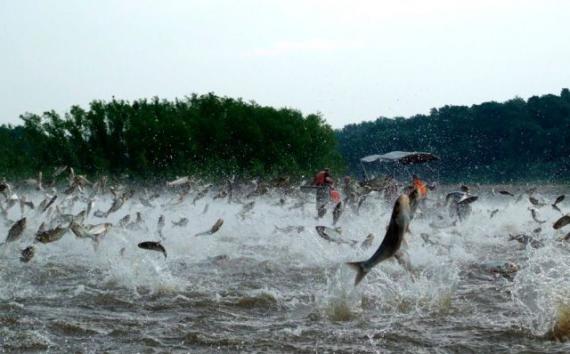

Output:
xmin=0 ymin=94 xmax=342 ymax=180
xmin=1 ymin=90 xmax=569 ymax=183
xmin=337 ymin=89 xmax=570 ymax=183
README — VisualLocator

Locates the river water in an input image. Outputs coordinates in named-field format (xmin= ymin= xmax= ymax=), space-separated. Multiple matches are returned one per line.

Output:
xmin=1 ymin=185 xmax=570 ymax=353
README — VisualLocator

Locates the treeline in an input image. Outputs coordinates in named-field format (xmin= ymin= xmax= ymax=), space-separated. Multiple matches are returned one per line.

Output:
xmin=0 ymin=93 xmax=342 ymax=180
xmin=2 ymin=90 xmax=569 ymax=183
xmin=337 ymin=89 xmax=570 ymax=183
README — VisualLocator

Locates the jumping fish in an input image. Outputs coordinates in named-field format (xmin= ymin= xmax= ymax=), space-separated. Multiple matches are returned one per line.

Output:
xmin=332 ymin=202 xmax=343 ymax=226
xmin=553 ymin=214 xmax=570 ymax=230
xmin=5 ymin=217 xmax=26 ymax=243
xmin=195 ymin=218 xmax=224 ymax=236
xmin=554 ymin=195 xmax=565 ymax=206
xmin=138 ymin=241 xmax=167 ymax=258
xmin=192 ymin=185 xmax=211 ymax=205
xmin=315 ymin=226 xmax=355 ymax=245
xmin=274 ymin=225 xmax=305 ymax=234
xmin=529 ymin=196 xmax=546 ymax=208
xmin=20 ymin=245 xmax=35 ymax=262
xmin=105 ymin=196 xmax=125 ymax=216
xmin=238 ymin=201 xmax=255 ymax=219
xmin=166 ymin=176 xmax=190 ymax=187
xmin=35 ymin=226 xmax=67 ymax=244
xmin=213 ymin=190 xmax=228 ymax=200
xmin=529 ymin=208 xmax=546 ymax=224
xmin=118 ymin=214 xmax=131 ymax=228
xmin=457 ymin=195 xmax=479 ymax=205
xmin=172 ymin=217 xmax=189 ymax=227
xmin=347 ymin=194 xmax=413 ymax=286
xmin=509 ymin=233 xmax=544 ymax=248
xmin=552 ymin=195 xmax=565 ymax=213
xmin=0 ymin=183 xmax=10 ymax=200
xmin=480 ymin=261 xmax=519 ymax=279
xmin=73 ymin=210 xmax=87 ymax=225
xmin=157 ymin=215 xmax=165 ymax=230
xmin=356 ymin=195 xmax=368 ymax=215
xmin=70 ymin=222 xmax=97 ymax=241
xmin=52 ymin=165 xmax=68 ymax=178
xmin=86 ymin=223 xmax=112 ymax=236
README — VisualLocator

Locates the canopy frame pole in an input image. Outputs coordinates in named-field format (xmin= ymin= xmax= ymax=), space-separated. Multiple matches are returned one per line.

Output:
xmin=360 ymin=162 xmax=369 ymax=181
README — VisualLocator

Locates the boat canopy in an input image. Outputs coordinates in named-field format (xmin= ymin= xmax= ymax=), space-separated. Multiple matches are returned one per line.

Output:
xmin=360 ymin=151 xmax=439 ymax=165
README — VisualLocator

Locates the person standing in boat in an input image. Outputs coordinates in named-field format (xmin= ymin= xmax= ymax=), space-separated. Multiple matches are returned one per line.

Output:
xmin=313 ymin=168 xmax=334 ymax=218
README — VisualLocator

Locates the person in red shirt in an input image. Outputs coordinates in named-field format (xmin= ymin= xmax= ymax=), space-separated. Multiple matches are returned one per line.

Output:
xmin=313 ymin=168 xmax=333 ymax=186
xmin=313 ymin=168 xmax=334 ymax=217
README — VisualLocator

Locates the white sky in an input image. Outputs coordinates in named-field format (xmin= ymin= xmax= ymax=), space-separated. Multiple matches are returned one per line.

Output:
xmin=1 ymin=0 xmax=569 ymax=128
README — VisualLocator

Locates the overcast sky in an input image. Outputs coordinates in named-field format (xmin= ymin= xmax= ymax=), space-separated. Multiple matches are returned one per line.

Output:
xmin=1 ymin=0 xmax=569 ymax=128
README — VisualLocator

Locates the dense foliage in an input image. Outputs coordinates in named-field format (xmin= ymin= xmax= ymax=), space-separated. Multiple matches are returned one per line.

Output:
xmin=337 ymin=89 xmax=570 ymax=183
xmin=2 ymin=90 xmax=569 ymax=183
xmin=0 ymin=93 xmax=342 ymax=180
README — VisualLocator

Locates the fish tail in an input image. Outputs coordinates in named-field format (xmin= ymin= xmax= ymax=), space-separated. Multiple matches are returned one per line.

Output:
xmin=92 ymin=237 xmax=100 ymax=252
xmin=346 ymin=261 xmax=368 ymax=286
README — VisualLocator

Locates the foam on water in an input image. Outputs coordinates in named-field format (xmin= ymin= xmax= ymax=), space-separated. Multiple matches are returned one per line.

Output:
xmin=1 ymin=186 xmax=570 ymax=352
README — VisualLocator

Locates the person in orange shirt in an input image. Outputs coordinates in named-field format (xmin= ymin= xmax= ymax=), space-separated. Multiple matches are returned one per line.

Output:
xmin=412 ymin=175 xmax=428 ymax=199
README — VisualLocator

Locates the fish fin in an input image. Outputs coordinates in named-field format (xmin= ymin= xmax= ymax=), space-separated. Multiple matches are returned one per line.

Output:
xmin=395 ymin=250 xmax=415 ymax=282
xmin=346 ymin=261 xmax=368 ymax=286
